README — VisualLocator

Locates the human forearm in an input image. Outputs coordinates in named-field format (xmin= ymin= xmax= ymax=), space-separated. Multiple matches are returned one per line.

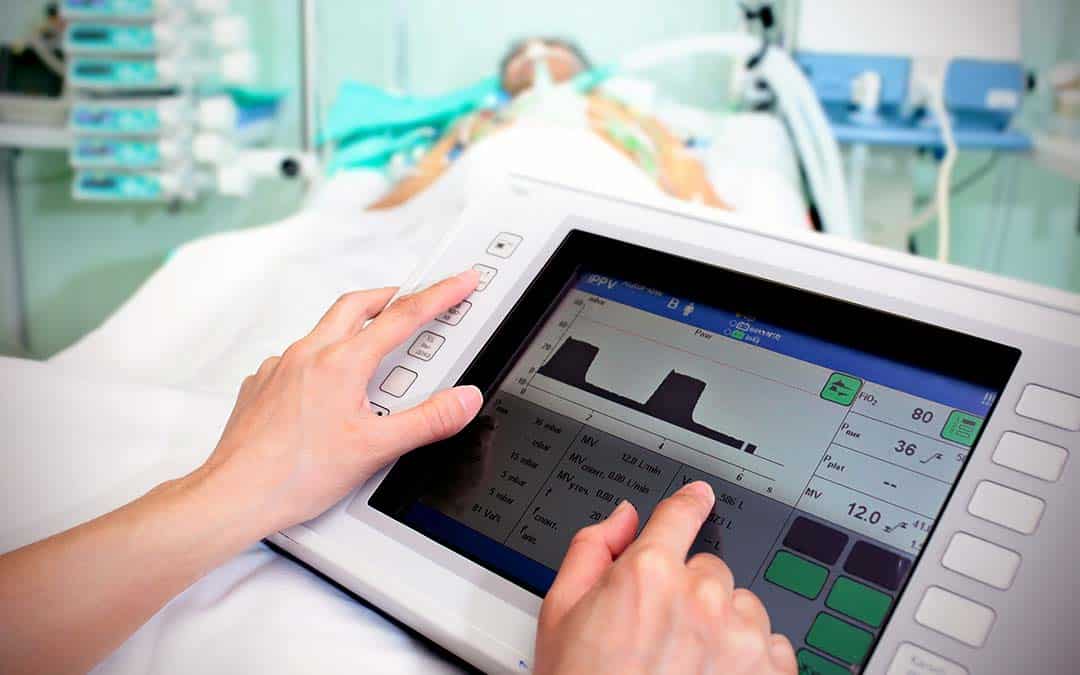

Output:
xmin=368 ymin=128 xmax=461 ymax=210
xmin=0 ymin=274 xmax=483 ymax=674
xmin=639 ymin=117 xmax=730 ymax=208
xmin=0 ymin=467 xmax=266 ymax=674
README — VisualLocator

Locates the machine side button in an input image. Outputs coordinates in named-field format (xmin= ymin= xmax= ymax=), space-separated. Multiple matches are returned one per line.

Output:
xmin=1014 ymin=384 xmax=1080 ymax=430
xmin=941 ymin=532 xmax=1020 ymax=590
xmin=887 ymin=643 xmax=968 ymax=675
xmin=967 ymin=481 xmax=1044 ymax=534
xmin=487 ymin=232 xmax=523 ymax=258
xmin=379 ymin=366 xmax=418 ymax=398
xmin=915 ymin=586 xmax=995 ymax=647
xmin=370 ymin=403 xmax=390 ymax=417
xmin=435 ymin=300 xmax=472 ymax=326
xmin=992 ymin=432 xmax=1068 ymax=482
xmin=472 ymin=264 xmax=497 ymax=291
xmin=408 ymin=331 xmax=445 ymax=361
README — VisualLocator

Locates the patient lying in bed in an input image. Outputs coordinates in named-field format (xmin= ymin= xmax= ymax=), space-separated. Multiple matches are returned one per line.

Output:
xmin=370 ymin=37 xmax=730 ymax=211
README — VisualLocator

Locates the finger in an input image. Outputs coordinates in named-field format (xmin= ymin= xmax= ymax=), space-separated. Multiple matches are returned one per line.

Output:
xmin=732 ymin=588 xmax=771 ymax=634
xmin=541 ymin=500 xmax=639 ymax=628
xmin=306 ymin=287 xmax=397 ymax=349
xmin=350 ymin=270 xmax=479 ymax=368
xmin=686 ymin=553 xmax=736 ymax=635
xmin=367 ymin=385 xmax=484 ymax=462
xmin=629 ymin=481 xmax=714 ymax=560
xmin=237 ymin=374 xmax=257 ymax=401
xmin=686 ymin=552 xmax=735 ymax=598
xmin=768 ymin=634 xmax=797 ymax=674
xmin=254 ymin=356 xmax=280 ymax=385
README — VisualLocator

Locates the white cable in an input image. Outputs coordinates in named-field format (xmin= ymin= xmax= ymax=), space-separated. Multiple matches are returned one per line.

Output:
xmin=928 ymin=81 xmax=957 ymax=263
xmin=27 ymin=34 xmax=65 ymax=77
xmin=618 ymin=33 xmax=757 ymax=72
xmin=763 ymin=63 xmax=835 ymax=230
xmin=878 ymin=80 xmax=957 ymax=261
xmin=848 ymin=143 xmax=867 ymax=235
xmin=760 ymin=53 xmax=851 ymax=235
xmin=762 ymin=52 xmax=852 ymax=235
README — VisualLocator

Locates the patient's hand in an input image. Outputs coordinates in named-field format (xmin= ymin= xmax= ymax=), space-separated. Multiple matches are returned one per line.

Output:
xmin=535 ymin=482 xmax=797 ymax=675
xmin=198 ymin=269 xmax=484 ymax=535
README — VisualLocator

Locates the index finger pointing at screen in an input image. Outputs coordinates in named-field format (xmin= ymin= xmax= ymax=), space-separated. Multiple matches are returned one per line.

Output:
xmin=629 ymin=480 xmax=715 ymax=560
xmin=349 ymin=269 xmax=480 ymax=370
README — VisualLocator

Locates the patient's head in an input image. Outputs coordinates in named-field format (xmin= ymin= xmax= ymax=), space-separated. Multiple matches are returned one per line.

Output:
xmin=499 ymin=37 xmax=591 ymax=96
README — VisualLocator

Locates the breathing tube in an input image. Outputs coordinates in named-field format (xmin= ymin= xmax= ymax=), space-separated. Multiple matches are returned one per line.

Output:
xmin=613 ymin=34 xmax=853 ymax=237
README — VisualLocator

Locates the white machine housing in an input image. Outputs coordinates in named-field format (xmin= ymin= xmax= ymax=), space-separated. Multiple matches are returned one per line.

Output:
xmin=268 ymin=175 xmax=1079 ymax=674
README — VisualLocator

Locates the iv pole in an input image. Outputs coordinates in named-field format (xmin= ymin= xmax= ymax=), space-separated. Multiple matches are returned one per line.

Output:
xmin=299 ymin=0 xmax=318 ymax=154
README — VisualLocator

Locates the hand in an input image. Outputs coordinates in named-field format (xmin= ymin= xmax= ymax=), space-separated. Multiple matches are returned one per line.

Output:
xmin=535 ymin=481 xmax=797 ymax=675
xmin=0 ymin=271 xmax=487 ymax=675
xmin=194 ymin=269 xmax=484 ymax=537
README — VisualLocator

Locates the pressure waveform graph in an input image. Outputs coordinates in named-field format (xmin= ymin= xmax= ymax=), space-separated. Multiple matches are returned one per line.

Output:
xmin=537 ymin=337 xmax=759 ymax=455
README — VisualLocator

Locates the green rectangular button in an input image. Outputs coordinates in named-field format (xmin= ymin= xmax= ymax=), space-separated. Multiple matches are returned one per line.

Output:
xmin=821 ymin=372 xmax=862 ymax=406
xmin=765 ymin=550 xmax=828 ymax=599
xmin=797 ymin=649 xmax=850 ymax=675
xmin=826 ymin=577 xmax=892 ymax=628
xmin=805 ymin=612 xmax=874 ymax=665
xmin=941 ymin=410 xmax=984 ymax=446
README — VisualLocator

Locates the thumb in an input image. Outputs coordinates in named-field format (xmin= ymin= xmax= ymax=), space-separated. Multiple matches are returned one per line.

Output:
xmin=370 ymin=385 xmax=484 ymax=460
xmin=540 ymin=500 xmax=639 ymax=629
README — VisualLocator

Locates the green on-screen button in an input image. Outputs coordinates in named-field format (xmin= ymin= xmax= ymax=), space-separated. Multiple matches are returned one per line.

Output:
xmin=765 ymin=550 xmax=829 ymax=599
xmin=797 ymin=648 xmax=850 ymax=675
xmin=826 ymin=576 xmax=892 ymax=628
xmin=941 ymin=410 xmax=984 ymax=446
xmin=806 ymin=612 xmax=874 ymax=665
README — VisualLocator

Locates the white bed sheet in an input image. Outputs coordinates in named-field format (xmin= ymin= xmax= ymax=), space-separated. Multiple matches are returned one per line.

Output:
xmin=3 ymin=122 xmax=808 ymax=674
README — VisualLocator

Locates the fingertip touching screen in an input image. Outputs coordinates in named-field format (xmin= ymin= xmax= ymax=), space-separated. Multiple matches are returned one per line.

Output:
xmin=369 ymin=229 xmax=1019 ymax=671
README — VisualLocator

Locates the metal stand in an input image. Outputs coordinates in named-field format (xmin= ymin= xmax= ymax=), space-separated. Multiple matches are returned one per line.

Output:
xmin=299 ymin=0 xmax=318 ymax=154
xmin=0 ymin=147 xmax=29 ymax=354
xmin=0 ymin=121 xmax=71 ymax=354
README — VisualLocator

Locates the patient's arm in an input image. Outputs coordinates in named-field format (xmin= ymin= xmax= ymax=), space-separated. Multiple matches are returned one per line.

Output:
xmin=0 ymin=271 xmax=484 ymax=675
xmin=368 ymin=117 xmax=489 ymax=210
xmin=370 ymin=96 xmax=728 ymax=211
xmin=588 ymin=95 xmax=731 ymax=209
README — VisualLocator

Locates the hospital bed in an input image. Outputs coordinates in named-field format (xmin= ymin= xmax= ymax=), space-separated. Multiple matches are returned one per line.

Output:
xmin=0 ymin=118 xmax=810 ymax=674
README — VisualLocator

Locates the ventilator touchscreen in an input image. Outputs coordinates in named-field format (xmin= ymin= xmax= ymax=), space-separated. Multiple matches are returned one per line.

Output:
xmin=369 ymin=231 xmax=1018 ymax=669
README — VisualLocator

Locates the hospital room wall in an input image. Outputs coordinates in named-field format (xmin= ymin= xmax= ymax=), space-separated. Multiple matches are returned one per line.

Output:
xmin=397 ymin=0 xmax=746 ymax=109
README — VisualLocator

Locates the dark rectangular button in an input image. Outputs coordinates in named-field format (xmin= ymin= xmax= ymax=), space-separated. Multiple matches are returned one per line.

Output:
xmin=783 ymin=516 xmax=848 ymax=565
xmin=843 ymin=540 xmax=911 ymax=591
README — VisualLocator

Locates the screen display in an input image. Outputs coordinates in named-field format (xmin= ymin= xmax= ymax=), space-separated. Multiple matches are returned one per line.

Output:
xmin=370 ymin=231 xmax=1018 ymax=672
